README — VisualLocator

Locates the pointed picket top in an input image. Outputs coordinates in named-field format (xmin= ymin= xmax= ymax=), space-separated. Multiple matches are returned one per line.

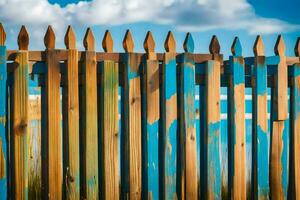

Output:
xmin=123 ymin=30 xmax=134 ymax=53
xmin=102 ymin=30 xmax=113 ymax=53
xmin=143 ymin=31 xmax=155 ymax=53
xmin=231 ymin=37 xmax=242 ymax=56
xmin=64 ymin=25 xmax=76 ymax=49
xmin=274 ymin=35 xmax=285 ymax=56
xmin=83 ymin=27 xmax=95 ymax=51
xmin=164 ymin=31 xmax=176 ymax=53
xmin=17 ymin=25 xmax=29 ymax=50
xmin=209 ymin=35 xmax=220 ymax=54
xmin=0 ymin=23 xmax=6 ymax=45
xmin=253 ymin=35 xmax=264 ymax=56
xmin=294 ymin=37 xmax=300 ymax=57
xmin=44 ymin=25 xmax=56 ymax=49
xmin=183 ymin=32 xmax=194 ymax=53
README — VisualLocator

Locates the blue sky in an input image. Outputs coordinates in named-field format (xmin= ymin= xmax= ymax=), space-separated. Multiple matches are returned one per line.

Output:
xmin=0 ymin=0 xmax=299 ymax=58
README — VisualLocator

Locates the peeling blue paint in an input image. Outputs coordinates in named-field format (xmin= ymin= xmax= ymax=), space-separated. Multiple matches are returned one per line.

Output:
xmin=253 ymin=56 xmax=269 ymax=200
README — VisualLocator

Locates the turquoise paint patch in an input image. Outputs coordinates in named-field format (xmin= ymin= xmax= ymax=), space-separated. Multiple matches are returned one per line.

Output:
xmin=165 ymin=120 xmax=177 ymax=199
xmin=255 ymin=63 xmax=267 ymax=96
xmin=165 ymin=58 xmax=177 ymax=99
xmin=257 ymin=125 xmax=269 ymax=198
xmin=146 ymin=120 xmax=159 ymax=200
xmin=184 ymin=33 xmax=194 ymax=53
xmin=208 ymin=121 xmax=221 ymax=198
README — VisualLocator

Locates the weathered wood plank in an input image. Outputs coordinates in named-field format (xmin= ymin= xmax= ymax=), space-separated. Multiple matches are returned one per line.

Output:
xmin=201 ymin=36 xmax=221 ymax=200
xmin=12 ymin=50 xmax=29 ymax=200
xmin=228 ymin=37 xmax=246 ymax=200
xmin=42 ymin=26 xmax=62 ymax=200
xmin=98 ymin=30 xmax=119 ymax=200
xmin=141 ymin=31 xmax=160 ymax=200
xmin=99 ymin=60 xmax=119 ymax=199
xmin=121 ymin=52 xmax=142 ymax=199
xmin=269 ymin=36 xmax=289 ymax=200
xmin=178 ymin=33 xmax=197 ymax=199
xmin=161 ymin=31 xmax=178 ymax=200
xmin=43 ymin=50 xmax=62 ymax=199
xmin=290 ymin=63 xmax=300 ymax=199
xmin=12 ymin=26 xmax=30 ymax=200
xmin=62 ymin=26 xmax=80 ymax=200
xmin=0 ymin=22 xmax=7 ymax=199
xmin=121 ymin=30 xmax=142 ymax=200
xmin=252 ymin=36 xmax=269 ymax=200
xmin=79 ymin=28 xmax=98 ymax=200
xmin=202 ymin=60 xmax=221 ymax=200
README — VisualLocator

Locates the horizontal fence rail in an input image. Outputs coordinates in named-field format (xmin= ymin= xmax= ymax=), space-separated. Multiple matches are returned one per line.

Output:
xmin=0 ymin=23 xmax=299 ymax=200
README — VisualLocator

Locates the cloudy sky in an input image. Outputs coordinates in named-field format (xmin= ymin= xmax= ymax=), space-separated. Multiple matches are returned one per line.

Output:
xmin=0 ymin=0 xmax=299 ymax=57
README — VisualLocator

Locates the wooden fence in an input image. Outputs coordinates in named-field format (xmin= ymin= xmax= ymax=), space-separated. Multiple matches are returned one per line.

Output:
xmin=0 ymin=23 xmax=299 ymax=200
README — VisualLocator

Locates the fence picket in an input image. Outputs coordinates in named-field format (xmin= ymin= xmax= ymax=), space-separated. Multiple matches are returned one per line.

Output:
xmin=141 ymin=31 xmax=160 ymax=200
xmin=0 ymin=23 xmax=7 ymax=200
xmin=228 ymin=37 xmax=246 ymax=200
xmin=252 ymin=35 xmax=269 ymax=199
xmin=270 ymin=35 xmax=289 ymax=199
xmin=99 ymin=30 xmax=119 ymax=199
xmin=121 ymin=30 xmax=142 ymax=199
xmin=11 ymin=26 xmax=29 ymax=200
xmin=79 ymin=28 xmax=99 ymax=199
xmin=62 ymin=26 xmax=80 ymax=200
xmin=201 ymin=36 xmax=221 ymax=200
xmin=178 ymin=33 xmax=197 ymax=199
xmin=161 ymin=31 xmax=178 ymax=200
xmin=42 ymin=26 xmax=62 ymax=200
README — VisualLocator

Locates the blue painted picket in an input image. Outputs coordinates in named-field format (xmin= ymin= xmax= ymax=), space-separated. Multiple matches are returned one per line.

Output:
xmin=178 ymin=33 xmax=197 ymax=199
xmin=141 ymin=34 xmax=160 ymax=199
xmin=0 ymin=44 xmax=7 ymax=200
xmin=252 ymin=36 xmax=269 ymax=199
xmin=228 ymin=37 xmax=246 ymax=199
xmin=161 ymin=33 xmax=178 ymax=199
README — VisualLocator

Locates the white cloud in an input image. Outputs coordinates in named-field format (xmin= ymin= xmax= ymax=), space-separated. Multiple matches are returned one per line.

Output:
xmin=0 ymin=0 xmax=299 ymax=48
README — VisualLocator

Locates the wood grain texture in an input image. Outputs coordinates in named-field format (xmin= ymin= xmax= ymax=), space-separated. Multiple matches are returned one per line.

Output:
xmin=99 ymin=60 xmax=119 ymax=199
xmin=42 ymin=49 xmax=62 ymax=200
xmin=202 ymin=60 xmax=221 ymax=200
xmin=252 ymin=55 xmax=269 ymax=200
xmin=141 ymin=50 xmax=159 ymax=200
xmin=80 ymin=51 xmax=98 ymax=200
xmin=273 ymin=35 xmax=288 ymax=120
xmin=161 ymin=52 xmax=178 ymax=200
xmin=62 ymin=48 xmax=80 ymax=199
xmin=0 ymin=44 xmax=7 ymax=199
xmin=12 ymin=50 xmax=29 ymax=200
xmin=121 ymin=53 xmax=141 ymax=199
xmin=228 ymin=54 xmax=246 ymax=200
